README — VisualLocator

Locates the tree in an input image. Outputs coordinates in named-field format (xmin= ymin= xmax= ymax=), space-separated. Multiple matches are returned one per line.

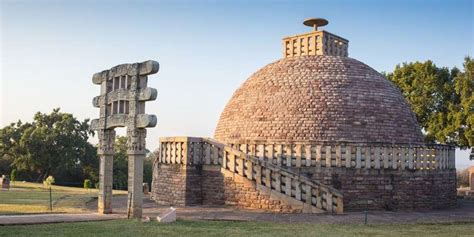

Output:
xmin=113 ymin=136 xmax=129 ymax=190
xmin=111 ymin=135 xmax=153 ymax=190
xmin=0 ymin=108 xmax=98 ymax=183
xmin=451 ymin=57 xmax=474 ymax=149
xmin=386 ymin=57 xmax=473 ymax=149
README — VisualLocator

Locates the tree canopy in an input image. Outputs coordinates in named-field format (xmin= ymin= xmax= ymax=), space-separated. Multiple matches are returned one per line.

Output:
xmin=386 ymin=57 xmax=473 ymax=149
xmin=112 ymin=135 xmax=153 ymax=190
xmin=0 ymin=108 xmax=98 ymax=184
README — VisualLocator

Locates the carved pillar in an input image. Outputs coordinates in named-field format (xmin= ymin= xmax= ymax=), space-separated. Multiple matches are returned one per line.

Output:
xmin=98 ymin=129 xmax=115 ymax=214
xmin=127 ymin=128 xmax=146 ymax=218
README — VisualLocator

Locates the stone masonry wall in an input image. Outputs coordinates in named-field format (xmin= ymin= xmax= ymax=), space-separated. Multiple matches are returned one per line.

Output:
xmin=296 ymin=167 xmax=457 ymax=211
xmin=151 ymin=163 xmax=202 ymax=206
xmin=152 ymin=164 xmax=299 ymax=212
xmin=201 ymin=166 xmax=296 ymax=212
xmin=152 ymin=163 xmax=456 ymax=212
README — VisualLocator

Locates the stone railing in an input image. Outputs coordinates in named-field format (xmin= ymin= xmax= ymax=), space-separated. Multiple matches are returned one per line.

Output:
xmin=158 ymin=137 xmax=343 ymax=214
xmin=228 ymin=141 xmax=455 ymax=170
xmin=283 ymin=30 xmax=348 ymax=58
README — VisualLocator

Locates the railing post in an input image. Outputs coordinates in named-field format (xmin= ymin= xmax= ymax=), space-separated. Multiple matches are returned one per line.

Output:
xmin=356 ymin=146 xmax=362 ymax=169
xmin=336 ymin=145 xmax=342 ymax=167
xmin=285 ymin=145 xmax=292 ymax=167
xmin=326 ymin=146 xmax=332 ymax=168
xmin=276 ymin=144 xmax=282 ymax=166
xmin=265 ymin=168 xmax=271 ymax=188
xmin=295 ymin=181 xmax=302 ymax=201
xmin=305 ymin=145 xmax=312 ymax=167
xmin=285 ymin=176 xmax=292 ymax=196
xmin=383 ymin=146 xmax=389 ymax=169
xmin=392 ymin=146 xmax=399 ymax=170
xmin=246 ymin=160 xmax=253 ymax=179
xmin=229 ymin=152 xmax=235 ymax=173
xmin=305 ymin=185 xmax=312 ymax=205
xmin=316 ymin=145 xmax=322 ymax=168
xmin=335 ymin=197 xmax=344 ymax=214
xmin=408 ymin=147 xmax=414 ymax=170
xmin=275 ymin=172 xmax=281 ymax=192
xmin=374 ymin=146 xmax=381 ymax=169
xmin=345 ymin=145 xmax=351 ymax=168
xmin=365 ymin=146 xmax=371 ymax=169
xmin=295 ymin=144 xmax=302 ymax=167
xmin=222 ymin=149 xmax=227 ymax=169
xmin=326 ymin=192 xmax=333 ymax=213
xmin=255 ymin=165 xmax=262 ymax=185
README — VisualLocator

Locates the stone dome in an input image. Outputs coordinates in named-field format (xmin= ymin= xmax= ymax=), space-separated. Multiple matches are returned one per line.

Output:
xmin=214 ymin=55 xmax=424 ymax=144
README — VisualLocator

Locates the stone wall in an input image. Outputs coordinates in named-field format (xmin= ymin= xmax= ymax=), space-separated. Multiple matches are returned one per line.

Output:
xmin=201 ymin=166 xmax=296 ymax=212
xmin=295 ymin=167 xmax=457 ymax=211
xmin=151 ymin=163 xmax=202 ymax=206
xmin=152 ymin=164 xmax=300 ymax=212
xmin=152 ymin=162 xmax=456 ymax=212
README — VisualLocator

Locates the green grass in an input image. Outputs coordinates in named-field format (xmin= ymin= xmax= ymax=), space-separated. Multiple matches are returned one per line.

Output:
xmin=0 ymin=219 xmax=473 ymax=237
xmin=0 ymin=182 xmax=127 ymax=214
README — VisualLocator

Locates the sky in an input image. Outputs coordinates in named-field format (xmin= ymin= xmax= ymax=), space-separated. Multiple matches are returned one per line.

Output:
xmin=1 ymin=0 xmax=473 ymax=169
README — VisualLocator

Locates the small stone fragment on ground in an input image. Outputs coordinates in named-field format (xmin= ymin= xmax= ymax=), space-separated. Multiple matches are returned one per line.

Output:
xmin=156 ymin=207 xmax=176 ymax=223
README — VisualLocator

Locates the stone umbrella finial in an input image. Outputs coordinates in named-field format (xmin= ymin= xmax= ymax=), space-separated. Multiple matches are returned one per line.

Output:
xmin=303 ymin=18 xmax=329 ymax=31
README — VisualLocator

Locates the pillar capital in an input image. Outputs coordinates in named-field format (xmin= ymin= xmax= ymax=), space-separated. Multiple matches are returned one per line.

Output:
xmin=97 ymin=129 xmax=116 ymax=155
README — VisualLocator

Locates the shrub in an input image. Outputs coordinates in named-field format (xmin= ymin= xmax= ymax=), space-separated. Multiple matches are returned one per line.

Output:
xmin=43 ymin=175 xmax=55 ymax=187
xmin=10 ymin=169 xmax=17 ymax=183
xmin=83 ymin=179 xmax=92 ymax=189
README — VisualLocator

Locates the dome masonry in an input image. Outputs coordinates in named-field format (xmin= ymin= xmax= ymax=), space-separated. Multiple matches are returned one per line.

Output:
xmin=214 ymin=18 xmax=424 ymax=144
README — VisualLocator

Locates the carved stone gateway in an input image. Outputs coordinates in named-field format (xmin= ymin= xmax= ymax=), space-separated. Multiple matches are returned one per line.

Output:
xmin=91 ymin=60 xmax=159 ymax=218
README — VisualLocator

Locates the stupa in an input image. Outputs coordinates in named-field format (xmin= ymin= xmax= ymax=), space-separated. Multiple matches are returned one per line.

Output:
xmin=152 ymin=18 xmax=456 ymax=212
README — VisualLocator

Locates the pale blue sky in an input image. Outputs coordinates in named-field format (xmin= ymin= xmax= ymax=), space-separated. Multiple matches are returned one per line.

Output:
xmin=1 ymin=0 xmax=473 ymax=168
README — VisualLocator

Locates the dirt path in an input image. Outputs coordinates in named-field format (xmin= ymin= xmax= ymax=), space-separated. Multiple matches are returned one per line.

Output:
xmin=86 ymin=196 xmax=474 ymax=224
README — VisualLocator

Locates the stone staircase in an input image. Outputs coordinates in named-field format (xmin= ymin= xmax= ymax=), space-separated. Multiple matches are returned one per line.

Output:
xmin=157 ymin=137 xmax=343 ymax=214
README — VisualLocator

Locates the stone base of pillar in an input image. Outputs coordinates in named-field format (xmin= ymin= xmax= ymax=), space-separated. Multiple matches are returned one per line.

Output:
xmin=98 ymin=155 xmax=114 ymax=214
xmin=127 ymin=154 xmax=144 ymax=218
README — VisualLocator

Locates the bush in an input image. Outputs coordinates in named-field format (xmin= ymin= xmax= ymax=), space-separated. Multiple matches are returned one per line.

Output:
xmin=83 ymin=179 xmax=92 ymax=189
xmin=10 ymin=169 xmax=17 ymax=183
xmin=43 ymin=175 xmax=55 ymax=187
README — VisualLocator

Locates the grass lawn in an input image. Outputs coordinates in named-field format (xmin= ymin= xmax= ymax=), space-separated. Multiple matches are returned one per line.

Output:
xmin=0 ymin=182 xmax=126 ymax=214
xmin=0 ymin=219 xmax=473 ymax=237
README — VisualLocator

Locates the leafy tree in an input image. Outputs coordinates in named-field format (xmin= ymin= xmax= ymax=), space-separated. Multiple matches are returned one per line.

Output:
xmin=0 ymin=108 xmax=98 ymax=183
xmin=113 ymin=136 xmax=129 ymax=190
xmin=112 ymin=135 xmax=153 ymax=190
xmin=386 ymin=57 xmax=473 ymax=149
xmin=451 ymin=57 xmax=473 ymax=148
